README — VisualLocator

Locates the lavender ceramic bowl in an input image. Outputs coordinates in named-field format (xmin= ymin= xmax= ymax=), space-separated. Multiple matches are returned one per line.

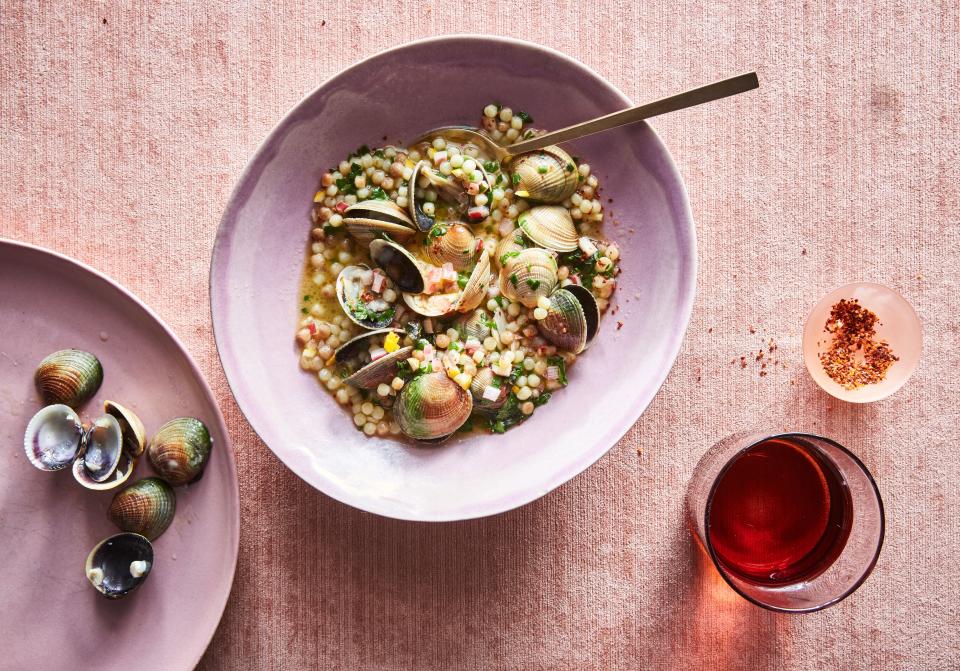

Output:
xmin=211 ymin=36 xmax=696 ymax=521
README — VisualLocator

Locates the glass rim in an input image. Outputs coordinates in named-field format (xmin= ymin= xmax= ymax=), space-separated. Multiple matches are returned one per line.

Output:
xmin=702 ymin=431 xmax=886 ymax=614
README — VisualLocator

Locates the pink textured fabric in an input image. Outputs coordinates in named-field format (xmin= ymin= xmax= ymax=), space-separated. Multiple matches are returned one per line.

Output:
xmin=2 ymin=2 xmax=959 ymax=669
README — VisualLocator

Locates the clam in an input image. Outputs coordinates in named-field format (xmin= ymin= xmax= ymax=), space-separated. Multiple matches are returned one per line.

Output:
xmin=493 ymin=232 xmax=526 ymax=270
xmin=422 ymin=223 xmax=477 ymax=270
xmin=104 ymin=400 xmax=147 ymax=458
xmin=394 ymin=372 xmax=473 ymax=440
xmin=23 ymin=404 xmax=84 ymax=471
xmin=517 ymin=206 xmax=578 ymax=253
xmin=34 ymin=349 xmax=103 ymax=408
xmin=369 ymin=238 xmax=430 ymax=294
xmin=455 ymin=309 xmax=492 ymax=342
xmin=402 ymin=249 xmax=491 ymax=317
xmin=343 ymin=199 xmax=416 ymax=244
xmin=108 ymin=477 xmax=176 ymax=540
xmin=147 ymin=417 xmax=213 ymax=486
xmin=334 ymin=328 xmax=414 ymax=391
xmin=499 ymin=248 xmax=558 ymax=308
xmin=80 ymin=414 xmax=123 ymax=482
xmin=537 ymin=285 xmax=600 ymax=354
xmin=85 ymin=532 xmax=154 ymax=599
xmin=408 ymin=160 xmax=464 ymax=232
xmin=336 ymin=265 xmax=397 ymax=329
xmin=72 ymin=401 xmax=146 ymax=491
xmin=469 ymin=367 xmax=508 ymax=415
xmin=509 ymin=146 xmax=579 ymax=203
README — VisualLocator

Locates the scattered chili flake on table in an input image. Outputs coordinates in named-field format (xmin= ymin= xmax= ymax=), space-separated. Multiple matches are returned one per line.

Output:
xmin=819 ymin=298 xmax=899 ymax=390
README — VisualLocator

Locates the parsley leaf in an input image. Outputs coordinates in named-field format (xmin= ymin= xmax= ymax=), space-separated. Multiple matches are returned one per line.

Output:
xmin=516 ymin=110 xmax=534 ymax=123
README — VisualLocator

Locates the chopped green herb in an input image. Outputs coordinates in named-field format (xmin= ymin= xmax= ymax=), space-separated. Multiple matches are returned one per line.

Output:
xmin=483 ymin=160 xmax=500 ymax=173
xmin=500 ymin=250 xmax=521 ymax=265
xmin=483 ymin=317 xmax=497 ymax=330
xmin=512 ymin=173 xmax=521 ymax=185
xmin=373 ymin=149 xmax=385 ymax=158
xmin=509 ymin=273 xmax=519 ymax=287
xmin=566 ymin=162 xmax=575 ymax=173
xmin=526 ymin=278 xmax=541 ymax=290
xmin=355 ymin=144 xmax=371 ymax=157
xmin=534 ymin=391 xmax=552 ymax=407
xmin=335 ymin=162 xmax=363 ymax=194
xmin=429 ymin=224 xmax=447 ymax=238
xmin=415 ymin=338 xmax=430 ymax=351
xmin=301 ymin=307 xmax=308 ymax=315
xmin=494 ymin=295 xmax=506 ymax=308
xmin=547 ymin=356 xmax=568 ymax=385
xmin=457 ymin=272 xmax=470 ymax=289
xmin=349 ymin=301 xmax=395 ymax=325
xmin=516 ymin=110 xmax=534 ymax=123
xmin=537 ymin=164 xmax=548 ymax=174
xmin=303 ymin=294 xmax=311 ymax=301
xmin=368 ymin=186 xmax=389 ymax=200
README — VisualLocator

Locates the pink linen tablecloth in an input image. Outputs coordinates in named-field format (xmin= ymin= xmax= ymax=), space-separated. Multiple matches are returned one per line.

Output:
xmin=2 ymin=2 xmax=958 ymax=669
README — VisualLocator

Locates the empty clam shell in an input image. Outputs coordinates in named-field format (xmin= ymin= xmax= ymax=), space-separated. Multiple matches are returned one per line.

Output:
xmin=564 ymin=283 xmax=600 ymax=346
xmin=147 ymin=417 xmax=213 ymax=486
xmin=23 ymin=404 xmax=84 ymax=471
xmin=336 ymin=264 xmax=397 ymax=329
xmin=34 ymin=349 xmax=103 ymax=408
xmin=499 ymin=248 xmax=558 ymax=308
xmin=369 ymin=238 xmax=429 ymax=294
xmin=346 ymin=346 xmax=413 ymax=390
xmin=108 ymin=477 xmax=176 ymax=540
xmin=343 ymin=199 xmax=416 ymax=244
xmin=334 ymin=328 xmax=406 ymax=364
xmin=510 ymin=146 xmax=579 ymax=203
xmin=394 ymin=372 xmax=473 ymax=441
xmin=422 ymin=223 xmax=477 ymax=270
xmin=85 ymin=532 xmax=154 ymax=599
xmin=517 ymin=206 xmax=578 ymax=253
xmin=104 ymin=400 xmax=146 ymax=458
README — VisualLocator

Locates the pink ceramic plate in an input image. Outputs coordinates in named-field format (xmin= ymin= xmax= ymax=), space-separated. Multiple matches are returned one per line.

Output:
xmin=0 ymin=240 xmax=238 ymax=670
xmin=212 ymin=36 xmax=696 ymax=521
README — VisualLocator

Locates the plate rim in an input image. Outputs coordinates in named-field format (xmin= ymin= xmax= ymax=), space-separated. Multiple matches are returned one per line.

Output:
xmin=0 ymin=236 xmax=240 ymax=668
xmin=210 ymin=34 xmax=697 ymax=521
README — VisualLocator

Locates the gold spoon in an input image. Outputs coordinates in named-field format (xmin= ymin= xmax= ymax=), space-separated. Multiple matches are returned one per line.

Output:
xmin=414 ymin=72 xmax=759 ymax=162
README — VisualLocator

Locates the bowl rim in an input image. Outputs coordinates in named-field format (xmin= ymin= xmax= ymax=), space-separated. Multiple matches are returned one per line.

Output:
xmin=210 ymin=34 xmax=697 ymax=521
xmin=1 ymin=236 xmax=240 ymax=668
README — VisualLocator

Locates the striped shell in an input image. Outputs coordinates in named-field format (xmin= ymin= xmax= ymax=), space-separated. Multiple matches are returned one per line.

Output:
xmin=423 ymin=223 xmax=477 ymax=270
xmin=469 ymin=367 xmax=507 ymax=415
xmin=108 ymin=477 xmax=177 ymax=540
xmin=104 ymin=400 xmax=146 ymax=458
xmin=499 ymin=248 xmax=558 ymax=308
xmin=537 ymin=286 xmax=600 ymax=354
xmin=456 ymin=309 xmax=492 ymax=341
xmin=147 ymin=417 xmax=213 ymax=486
xmin=23 ymin=404 xmax=84 ymax=471
xmin=343 ymin=199 xmax=417 ymax=244
xmin=409 ymin=161 xmax=464 ymax=232
xmin=334 ymin=328 xmax=405 ymax=364
xmin=403 ymin=249 xmax=491 ymax=317
xmin=394 ymin=372 xmax=473 ymax=441
xmin=34 ymin=349 xmax=103 ymax=408
xmin=518 ymin=206 xmax=578 ymax=253
xmin=346 ymin=346 xmax=414 ymax=390
xmin=369 ymin=238 xmax=429 ymax=293
xmin=85 ymin=532 xmax=154 ymax=599
xmin=509 ymin=146 xmax=579 ymax=203
xmin=493 ymin=232 xmax=526 ymax=271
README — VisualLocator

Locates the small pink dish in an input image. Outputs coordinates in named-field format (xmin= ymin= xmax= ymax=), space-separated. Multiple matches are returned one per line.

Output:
xmin=211 ymin=36 xmax=697 ymax=521
xmin=0 ymin=239 xmax=238 ymax=670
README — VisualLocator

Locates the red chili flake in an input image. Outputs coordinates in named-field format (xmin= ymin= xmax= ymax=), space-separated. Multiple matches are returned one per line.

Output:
xmin=307 ymin=322 xmax=317 ymax=335
xmin=748 ymin=326 xmax=756 ymax=334
xmin=755 ymin=350 xmax=764 ymax=361
xmin=740 ymin=357 xmax=748 ymax=369
xmin=616 ymin=321 xmax=624 ymax=330
xmin=708 ymin=327 xmax=713 ymax=334
xmin=819 ymin=298 xmax=899 ymax=389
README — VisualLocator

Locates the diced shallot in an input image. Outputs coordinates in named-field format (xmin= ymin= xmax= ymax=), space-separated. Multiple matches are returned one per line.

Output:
xmin=467 ymin=206 xmax=489 ymax=220
xmin=371 ymin=271 xmax=386 ymax=294
xmin=482 ymin=385 xmax=502 ymax=402
xmin=335 ymin=201 xmax=349 ymax=213
xmin=546 ymin=366 xmax=560 ymax=380
xmin=369 ymin=347 xmax=388 ymax=361
xmin=578 ymin=236 xmax=598 ymax=256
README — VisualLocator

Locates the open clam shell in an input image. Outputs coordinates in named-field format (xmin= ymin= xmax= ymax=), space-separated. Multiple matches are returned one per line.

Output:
xmin=108 ymin=477 xmax=177 ymax=541
xmin=336 ymin=264 xmax=397 ymax=329
xmin=85 ymin=532 xmax=154 ymax=599
xmin=104 ymin=400 xmax=147 ymax=458
xmin=147 ymin=417 xmax=213 ymax=486
xmin=81 ymin=414 xmax=123 ymax=483
xmin=346 ymin=346 xmax=413 ymax=390
xmin=499 ymin=248 xmax=558 ymax=308
xmin=402 ymin=249 xmax=491 ymax=318
xmin=408 ymin=161 xmax=464 ymax=232
xmin=537 ymin=285 xmax=600 ymax=354
xmin=394 ymin=372 xmax=473 ymax=441
xmin=334 ymin=328 xmax=406 ymax=364
xmin=369 ymin=238 xmax=430 ymax=294
xmin=517 ymin=206 xmax=578 ymax=253
xmin=34 ymin=349 xmax=103 ymax=408
xmin=23 ymin=404 xmax=84 ymax=471
xmin=343 ymin=199 xmax=416 ymax=244
xmin=422 ymin=223 xmax=477 ymax=270
xmin=509 ymin=146 xmax=579 ymax=203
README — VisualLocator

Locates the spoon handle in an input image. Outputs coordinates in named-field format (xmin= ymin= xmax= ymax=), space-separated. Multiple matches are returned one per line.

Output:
xmin=505 ymin=72 xmax=759 ymax=156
